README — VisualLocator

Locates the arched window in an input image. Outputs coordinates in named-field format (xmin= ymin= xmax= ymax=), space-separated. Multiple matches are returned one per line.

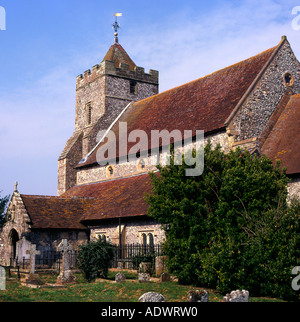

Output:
xmin=148 ymin=233 xmax=154 ymax=248
xmin=141 ymin=233 xmax=147 ymax=255
xmin=9 ymin=229 xmax=19 ymax=260
xmin=95 ymin=232 xmax=107 ymax=242
xmin=139 ymin=231 xmax=155 ymax=254
xmin=141 ymin=233 xmax=147 ymax=246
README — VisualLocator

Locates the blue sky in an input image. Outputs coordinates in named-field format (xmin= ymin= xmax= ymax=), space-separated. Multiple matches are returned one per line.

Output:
xmin=0 ymin=0 xmax=300 ymax=198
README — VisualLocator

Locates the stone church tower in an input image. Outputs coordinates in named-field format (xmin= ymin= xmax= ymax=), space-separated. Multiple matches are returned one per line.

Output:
xmin=57 ymin=39 xmax=159 ymax=195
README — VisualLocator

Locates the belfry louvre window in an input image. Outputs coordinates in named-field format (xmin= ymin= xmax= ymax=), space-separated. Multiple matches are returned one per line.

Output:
xmin=86 ymin=102 xmax=92 ymax=125
xmin=130 ymin=80 xmax=137 ymax=94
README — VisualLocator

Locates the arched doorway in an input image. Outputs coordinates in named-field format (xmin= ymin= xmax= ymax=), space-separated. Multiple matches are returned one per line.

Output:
xmin=9 ymin=229 xmax=19 ymax=260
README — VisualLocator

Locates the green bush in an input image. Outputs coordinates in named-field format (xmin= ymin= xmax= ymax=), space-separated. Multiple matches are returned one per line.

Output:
xmin=146 ymin=143 xmax=300 ymax=300
xmin=77 ymin=240 xmax=115 ymax=282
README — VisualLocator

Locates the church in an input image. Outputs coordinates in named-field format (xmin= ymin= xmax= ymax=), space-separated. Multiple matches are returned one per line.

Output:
xmin=0 ymin=30 xmax=300 ymax=266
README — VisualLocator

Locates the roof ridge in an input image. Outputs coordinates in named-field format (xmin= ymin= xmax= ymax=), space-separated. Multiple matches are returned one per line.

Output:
xmin=133 ymin=45 xmax=278 ymax=107
xmin=21 ymin=194 xmax=95 ymax=200
xmin=70 ymin=171 xmax=153 ymax=189
xmin=21 ymin=194 xmax=59 ymax=198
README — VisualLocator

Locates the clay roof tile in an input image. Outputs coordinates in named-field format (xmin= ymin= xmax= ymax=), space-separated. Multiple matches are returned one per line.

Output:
xmin=62 ymin=173 xmax=153 ymax=221
xmin=102 ymin=43 xmax=136 ymax=71
xmin=80 ymin=44 xmax=277 ymax=168
xmin=21 ymin=195 xmax=94 ymax=229
xmin=261 ymin=94 xmax=300 ymax=175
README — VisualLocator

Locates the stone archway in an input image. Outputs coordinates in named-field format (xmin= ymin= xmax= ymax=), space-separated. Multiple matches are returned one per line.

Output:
xmin=9 ymin=229 xmax=19 ymax=260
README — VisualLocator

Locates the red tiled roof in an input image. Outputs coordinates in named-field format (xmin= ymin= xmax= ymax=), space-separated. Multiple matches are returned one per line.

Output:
xmin=80 ymin=44 xmax=277 ymax=168
xmin=62 ymin=173 xmax=153 ymax=221
xmin=21 ymin=195 xmax=94 ymax=229
xmin=102 ymin=43 xmax=136 ymax=71
xmin=261 ymin=94 xmax=300 ymax=175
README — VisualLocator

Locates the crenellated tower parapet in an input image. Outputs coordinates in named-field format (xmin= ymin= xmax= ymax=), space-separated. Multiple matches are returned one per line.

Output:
xmin=76 ymin=60 xmax=159 ymax=89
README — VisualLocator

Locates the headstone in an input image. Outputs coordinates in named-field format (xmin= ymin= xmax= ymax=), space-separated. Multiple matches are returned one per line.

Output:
xmin=16 ymin=237 xmax=32 ymax=265
xmin=26 ymin=244 xmax=40 ymax=275
xmin=139 ymin=262 xmax=153 ymax=275
xmin=56 ymin=239 xmax=76 ymax=285
xmin=138 ymin=273 xmax=150 ymax=283
xmin=223 ymin=290 xmax=249 ymax=302
xmin=138 ymin=292 xmax=166 ymax=302
xmin=188 ymin=290 xmax=209 ymax=302
xmin=155 ymin=256 xmax=168 ymax=276
xmin=0 ymin=266 xmax=6 ymax=291
xmin=23 ymin=244 xmax=43 ymax=285
xmin=115 ymin=272 xmax=126 ymax=283
xmin=160 ymin=272 xmax=171 ymax=282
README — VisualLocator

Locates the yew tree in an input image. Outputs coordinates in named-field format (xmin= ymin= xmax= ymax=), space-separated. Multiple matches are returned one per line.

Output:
xmin=146 ymin=143 xmax=299 ymax=300
xmin=0 ymin=192 xmax=9 ymax=227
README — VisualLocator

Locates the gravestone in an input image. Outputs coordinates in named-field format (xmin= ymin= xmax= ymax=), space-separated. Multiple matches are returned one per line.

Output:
xmin=22 ymin=244 xmax=43 ymax=285
xmin=160 ymin=272 xmax=171 ymax=282
xmin=139 ymin=262 xmax=153 ymax=275
xmin=138 ymin=292 xmax=166 ymax=302
xmin=0 ymin=266 xmax=6 ymax=291
xmin=138 ymin=273 xmax=150 ymax=283
xmin=27 ymin=244 xmax=40 ymax=274
xmin=155 ymin=256 xmax=168 ymax=276
xmin=223 ymin=290 xmax=249 ymax=302
xmin=56 ymin=239 xmax=76 ymax=285
xmin=115 ymin=272 xmax=126 ymax=283
xmin=16 ymin=237 xmax=31 ymax=265
xmin=188 ymin=290 xmax=209 ymax=302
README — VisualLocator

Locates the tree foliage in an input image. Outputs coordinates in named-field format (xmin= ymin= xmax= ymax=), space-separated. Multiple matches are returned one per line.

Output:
xmin=146 ymin=143 xmax=299 ymax=300
xmin=77 ymin=239 xmax=116 ymax=282
xmin=0 ymin=192 xmax=9 ymax=227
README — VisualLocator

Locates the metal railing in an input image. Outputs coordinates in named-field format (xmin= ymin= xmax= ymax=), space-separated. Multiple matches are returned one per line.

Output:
xmin=10 ymin=250 xmax=78 ymax=272
xmin=111 ymin=244 xmax=164 ymax=269
xmin=9 ymin=244 xmax=164 ymax=272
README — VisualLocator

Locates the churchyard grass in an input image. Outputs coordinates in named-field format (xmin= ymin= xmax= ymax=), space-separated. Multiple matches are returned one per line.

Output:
xmin=0 ymin=270 xmax=285 ymax=302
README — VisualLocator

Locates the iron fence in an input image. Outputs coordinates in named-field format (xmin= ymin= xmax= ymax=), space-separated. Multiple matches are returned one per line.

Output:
xmin=9 ymin=244 xmax=164 ymax=272
xmin=111 ymin=244 xmax=164 ymax=270
xmin=10 ymin=250 xmax=78 ymax=272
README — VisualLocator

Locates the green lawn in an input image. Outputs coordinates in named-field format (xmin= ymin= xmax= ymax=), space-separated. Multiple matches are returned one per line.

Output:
xmin=0 ymin=270 xmax=285 ymax=302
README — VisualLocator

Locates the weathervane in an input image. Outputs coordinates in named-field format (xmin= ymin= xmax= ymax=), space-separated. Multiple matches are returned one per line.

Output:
xmin=112 ymin=13 xmax=122 ymax=43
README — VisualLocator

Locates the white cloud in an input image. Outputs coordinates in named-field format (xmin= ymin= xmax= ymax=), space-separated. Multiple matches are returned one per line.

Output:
xmin=123 ymin=0 xmax=300 ymax=92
